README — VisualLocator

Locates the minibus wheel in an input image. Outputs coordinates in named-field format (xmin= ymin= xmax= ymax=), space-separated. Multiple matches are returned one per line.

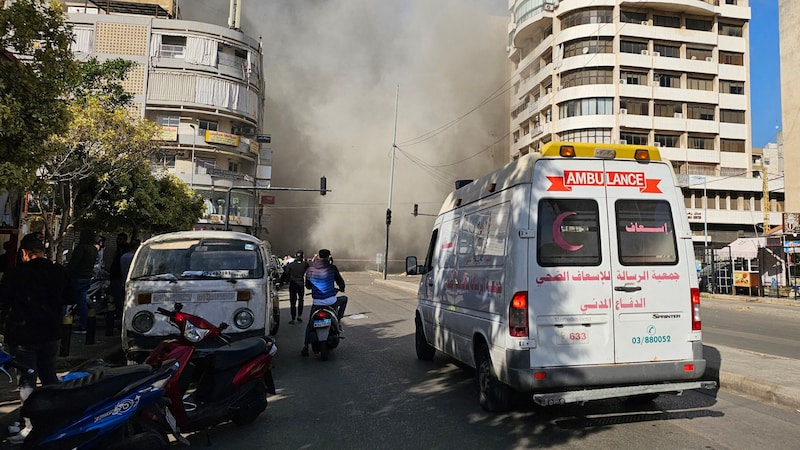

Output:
xmin=477 ymin=344 xmax=511 ymax=412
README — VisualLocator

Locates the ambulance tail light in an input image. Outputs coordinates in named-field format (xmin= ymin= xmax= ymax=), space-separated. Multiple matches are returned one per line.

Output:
xmin=509 ymin=291 xmax=529 ymax=337
xmin=690 ymin=287 xmax=701 ymax=330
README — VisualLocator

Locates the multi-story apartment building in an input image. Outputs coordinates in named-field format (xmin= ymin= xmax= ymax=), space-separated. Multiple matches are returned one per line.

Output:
xmin=779 ymin=0 xmax=799 ymax=214
xmin=64 ymin=0 xmax=268 ymax=235
xmin=507 ymin=0 xmax=784 ymax=248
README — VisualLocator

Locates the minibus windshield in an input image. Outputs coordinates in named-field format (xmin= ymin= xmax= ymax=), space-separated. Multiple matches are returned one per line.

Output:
xmin=130 ymin=238 xmax=264 ymax=280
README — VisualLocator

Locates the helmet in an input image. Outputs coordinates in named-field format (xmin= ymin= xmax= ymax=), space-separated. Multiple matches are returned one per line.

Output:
xmin=295 ymin=250 xmax=304 ymax=259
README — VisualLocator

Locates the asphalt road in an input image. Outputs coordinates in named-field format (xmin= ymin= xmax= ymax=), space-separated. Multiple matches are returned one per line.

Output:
xmin=178 ymin=271 xmax=800 ymax=449
xmin=702 ymin=296 xmax=800 ymax=359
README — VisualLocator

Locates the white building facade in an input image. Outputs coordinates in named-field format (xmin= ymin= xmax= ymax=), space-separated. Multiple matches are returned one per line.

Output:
xmin=507 ymin=0 xmax=784 ymax=246
xmin=65 ymin=0 xmax=269 ymax=235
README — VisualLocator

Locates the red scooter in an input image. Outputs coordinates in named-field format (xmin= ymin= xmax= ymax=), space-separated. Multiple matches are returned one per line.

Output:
xmin=144 ymin=303 xmax=277 ymax=433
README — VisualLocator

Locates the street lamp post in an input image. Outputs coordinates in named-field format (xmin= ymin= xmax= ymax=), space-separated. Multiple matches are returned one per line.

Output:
xmin=383 ymin=86 xmax=399 ymax=280
xmin=188 ymin=124 xmax=197 ymax=190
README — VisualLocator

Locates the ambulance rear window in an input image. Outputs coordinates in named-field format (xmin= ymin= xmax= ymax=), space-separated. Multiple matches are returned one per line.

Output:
xmin=615 ymin=200 xmax=678 ymax=265
xmin=537 ymin=199 xmax=601 ymax=267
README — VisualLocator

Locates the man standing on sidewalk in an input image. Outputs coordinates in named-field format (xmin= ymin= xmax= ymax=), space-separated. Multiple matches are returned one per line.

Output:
xmin=0 ymin=233 xmax=75 ymax=443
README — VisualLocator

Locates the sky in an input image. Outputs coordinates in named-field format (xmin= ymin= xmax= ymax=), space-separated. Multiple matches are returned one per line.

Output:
xmin=750 ymin=0 xmax=782 ymax=147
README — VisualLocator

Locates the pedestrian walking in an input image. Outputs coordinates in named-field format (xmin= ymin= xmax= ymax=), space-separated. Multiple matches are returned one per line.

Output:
xmin=0 ymin=233 xmax=75 ymax=443
xmin=282 ymin=250 xmax=309 ymax=324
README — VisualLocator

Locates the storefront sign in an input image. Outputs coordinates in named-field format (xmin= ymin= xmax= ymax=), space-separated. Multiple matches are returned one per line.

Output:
xmin=205 ymin=130 xmax=240 ymax=147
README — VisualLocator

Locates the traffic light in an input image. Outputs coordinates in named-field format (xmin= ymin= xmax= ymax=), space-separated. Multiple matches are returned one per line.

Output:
xmin=319 ymin=176 xmax=327 ymax=196
xmin=413 ymin=204 xmax=418 ymax=217
xmin=386 ymin=208 xmax=392 ymax=225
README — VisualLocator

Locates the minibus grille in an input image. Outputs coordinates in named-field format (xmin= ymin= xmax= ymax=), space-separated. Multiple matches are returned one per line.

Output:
xmin=151 ymin=292 xmax=238 ymax=303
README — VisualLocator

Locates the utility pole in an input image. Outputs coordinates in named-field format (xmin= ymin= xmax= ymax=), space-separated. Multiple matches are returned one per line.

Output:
xmin=384 ymin=86 xmax=399 ymax=280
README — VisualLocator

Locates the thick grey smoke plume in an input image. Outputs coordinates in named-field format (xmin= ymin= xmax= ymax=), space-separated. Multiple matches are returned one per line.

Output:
xmin=185 ymin=1 xmax=509 ymax=269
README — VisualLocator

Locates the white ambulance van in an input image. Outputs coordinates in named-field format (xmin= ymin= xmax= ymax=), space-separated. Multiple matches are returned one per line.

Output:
xmin=406 ymin=142 xmax=715 ymax=412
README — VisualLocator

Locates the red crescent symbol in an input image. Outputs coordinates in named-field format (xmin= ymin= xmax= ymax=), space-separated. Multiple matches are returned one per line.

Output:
xmin=553 ymin=211 xmax=583 ymax=252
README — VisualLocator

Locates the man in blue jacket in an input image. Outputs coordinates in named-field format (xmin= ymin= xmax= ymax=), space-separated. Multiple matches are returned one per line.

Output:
xmin=301 ymin=249 xmax=346 ymax=357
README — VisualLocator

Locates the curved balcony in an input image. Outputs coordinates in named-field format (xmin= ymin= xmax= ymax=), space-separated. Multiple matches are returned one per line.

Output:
xmin=513 ymin=8 xmax=553 ymax=48
xmin=619 ymin=0 xmax=718 ymax=17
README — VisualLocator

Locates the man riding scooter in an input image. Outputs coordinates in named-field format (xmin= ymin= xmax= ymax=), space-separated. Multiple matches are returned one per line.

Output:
xmin=301 ymin=249 xmax=347 ymax=357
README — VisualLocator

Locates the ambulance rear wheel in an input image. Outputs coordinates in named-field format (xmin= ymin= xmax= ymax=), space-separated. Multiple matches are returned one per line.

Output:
xmin=477 ymin=344 xmax=511 ymax=412
xmin=415 ymin=316 xmax=435 ymax=361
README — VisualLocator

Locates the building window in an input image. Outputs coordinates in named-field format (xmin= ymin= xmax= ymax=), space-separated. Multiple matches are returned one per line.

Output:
xmin=620 ymin=40 xmax=647 ymax=54
xmin=228 ymin=160 xmax=239 ymax=172
xmin=156 ymin=115 xmax=180 ymax=127
xmin=160 ymin=35 xmax=186 ymax=58
xmin=621 ymin=10 xmax=647 ymax=24
xmin=559 ymin=128 xmax=612 ymax=143
xmin=720 ymin=109 xmax=746 ymax=124
xmin=198 ymin=120 xmax=218 ymax=131
xmin=655 ymin=73 xmax=680 ymax=88
xmin=653 ymin=43 xmax=680 ymax=58
xmin=686 ymin=18 xmax=713 ymax=31
xmin=620 ymin=131 xmax=648 ymax=145
xmin=687 ymin=47 xmax=713 ymax=61
xmin=620 ymin=98 xmax=648 ymax=115
xmin=563 ymin=37 xmax=613 ymax=57
xmin=719 ymin=22 xmax=743 ymax=37
xmin=687 ymin=104 xmax=715 ymax=120
xmin=561 ymin=7 xmax=613 ymax=29
xmin=655 ymin=134 xmax=680 ymax=147
xmin=653 ymin=14 xmax=680 ymax=28
xmin=688 ymin=164 xmax=715 ymax=176
xmin=196 ymin=157 xmax=216 ymax=170
xmin=559 ymin=98 xmax=613 ymax=119
xmin=688 ymin=135 xmax=714 ymax=150
xmin=721 ymin=139 xmax=745 ymax=153
xmin=720 ymin=51 xmax=744 ymax=66
xmin=720 ymin=80 xmax=744 ymax=94
xmin=654 ymin=102 xmax=681 ymax=117
xmin=561 ymin=68 xmax=613 ymax=87
xmin=687 ymin=77 xmax=713 ymax=91
xmin=621 ymin=70 xmax=648 ymax=85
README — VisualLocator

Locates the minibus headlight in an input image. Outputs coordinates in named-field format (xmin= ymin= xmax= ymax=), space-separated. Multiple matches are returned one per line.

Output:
xmin=132 ymin=311 xmax=155 ymax=333
xmin=234 ymin=308 xmax=255 ymax=329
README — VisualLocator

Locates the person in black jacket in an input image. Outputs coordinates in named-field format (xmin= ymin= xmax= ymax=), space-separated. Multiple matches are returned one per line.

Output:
xmin=66 ymin=230 xmax=97 ymax=333
xmin=282 ymin=250 xmax=310 ymax=324
xmin=0 ymin=233 xmax=75 ymax=442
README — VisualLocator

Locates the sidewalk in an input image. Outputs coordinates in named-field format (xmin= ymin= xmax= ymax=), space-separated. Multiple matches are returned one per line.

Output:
xmin=373 ymin=272 xmax=800 ymax=411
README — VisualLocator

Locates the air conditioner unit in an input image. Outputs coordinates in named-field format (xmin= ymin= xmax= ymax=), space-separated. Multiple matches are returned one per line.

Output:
xmin=641 ymin=50 xmax=649 ymax=55
xmin=674 ymin=112 xmax=683 ymax=118
xmin=619 ymin=139 xmax=628 ymax=145
xmin=641 ymin=21 xmax=648 ymax=25
xmin=545 ymin=87 xmax=552 ymax=94
xmin=654 ymin=142 xmax=662 ymax=147
xmin=620 ymin=108 xmax=628 ymax=114
xmin=653 ymin=51 xmax=661 ymax=57
xmin=705 ymin=56 xmax=713 ymax=62
xmin=691 ymin=56 xmax=697 ymax=60
xmin=544 ymin=4 xmax=554 ymax=11
xmin=619 ymin=79 xmax=627 ymax=84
